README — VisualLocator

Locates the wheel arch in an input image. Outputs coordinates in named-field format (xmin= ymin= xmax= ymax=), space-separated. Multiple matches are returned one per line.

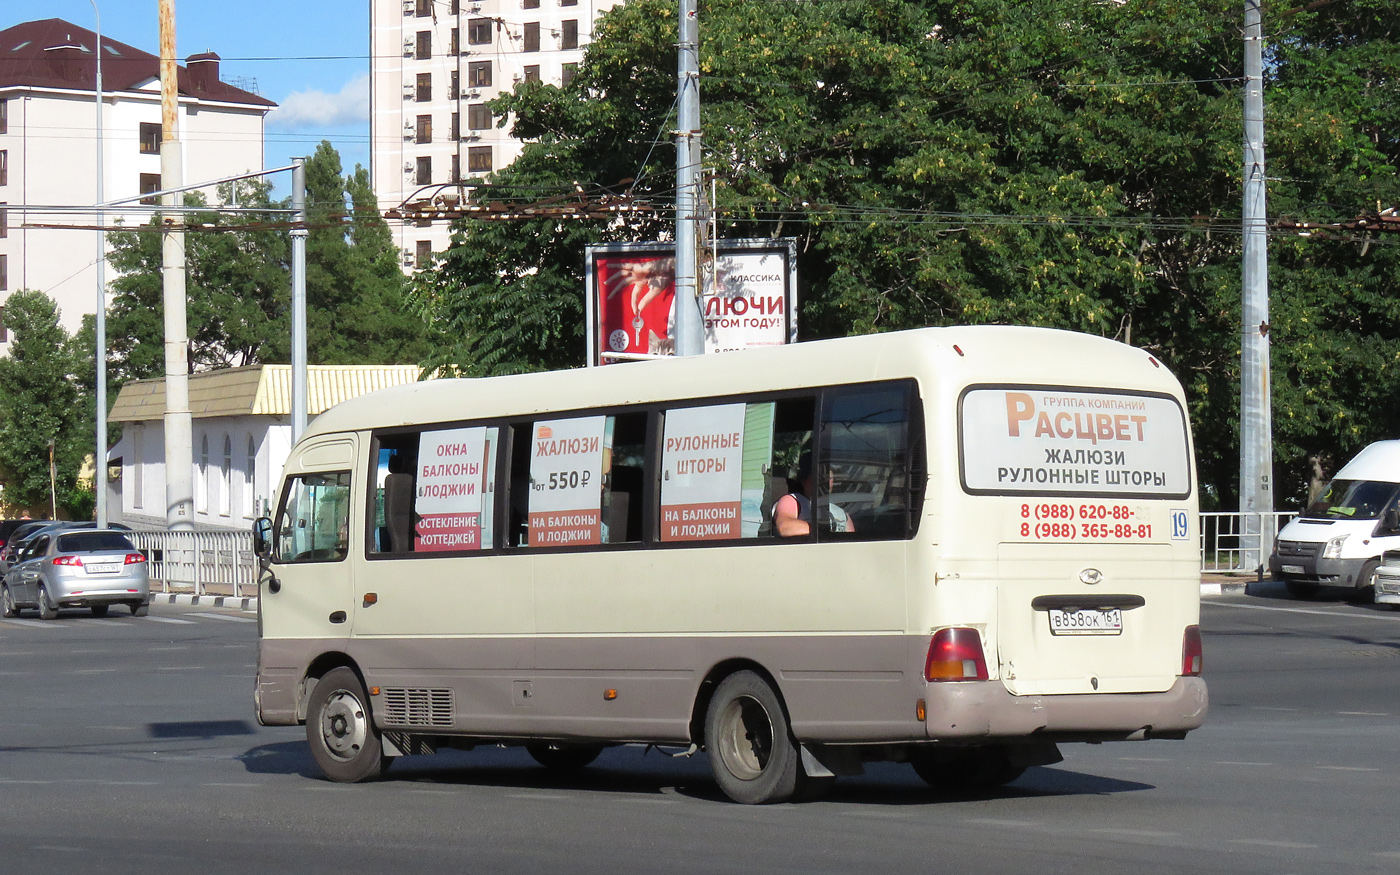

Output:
xmin=298 ymin=651 xmax=361 ymax=723
xmin=688 ymin=658 xmax=787 ymax=746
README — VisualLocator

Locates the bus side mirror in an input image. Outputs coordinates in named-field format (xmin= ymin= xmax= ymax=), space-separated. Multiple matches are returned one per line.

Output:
xmin=252 ymin=517 xmax=273 ymax=559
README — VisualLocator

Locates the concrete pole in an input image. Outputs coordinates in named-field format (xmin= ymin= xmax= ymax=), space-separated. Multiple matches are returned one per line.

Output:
xmin=291 ymin=157 xmax=308 ymax=441
xmin=1240 ymin=0 xmax=1273 ymax=570
xmin=91 ymin=0 xmax=107 ymax=529
xmin=673 ymin=0 xmax=703 ymax=356
xmin=160 ymin=0 xmax=193 ymax=531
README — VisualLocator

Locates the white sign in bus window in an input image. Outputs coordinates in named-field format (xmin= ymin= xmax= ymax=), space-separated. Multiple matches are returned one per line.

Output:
xmin=960 ymin=387 xmax=1191 ymax=498
xmin=529 ymin=416 xmax=606 ymax=548
xmin=660 ymin=404 xmax=745 ymax=541
xmin=415 ymin=426 xmax=495 ymax=551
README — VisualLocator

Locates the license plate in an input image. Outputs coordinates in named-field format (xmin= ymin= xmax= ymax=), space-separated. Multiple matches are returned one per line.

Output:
xmin=1048 ymin=608 xmax=1123 ymax=636
xmin=86 ymin=564 xmax=120 ymax=574
xmin=1282 ymin=564 xmax=1304 ymax=574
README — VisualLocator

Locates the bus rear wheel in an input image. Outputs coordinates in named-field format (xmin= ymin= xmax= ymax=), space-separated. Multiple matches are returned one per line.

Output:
xmin=911 ymin=746 xmax=1025 ymax=795
xmin=704 ymin=670 xmax=807 ymax=804
xmin=306 ymin=667 xmax=390 ymax=783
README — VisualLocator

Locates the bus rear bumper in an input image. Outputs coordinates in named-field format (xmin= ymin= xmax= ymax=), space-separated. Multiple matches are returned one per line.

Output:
xmin=923 ymin=676 xmax=1208 ymax=741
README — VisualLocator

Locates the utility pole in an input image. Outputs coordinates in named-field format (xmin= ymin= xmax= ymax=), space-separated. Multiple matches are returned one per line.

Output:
xmin=159 ymin=0 xmax=193 ymax=531
xmin=673 ymin=0 xmax=703 ymax=356
xmin=91 ymin=0 xmax=107 ymax=528
xmin=1240 ymin=0 xmax=1273 ymax=571
xmin=291 ymin=157 xmax=308 ymax=441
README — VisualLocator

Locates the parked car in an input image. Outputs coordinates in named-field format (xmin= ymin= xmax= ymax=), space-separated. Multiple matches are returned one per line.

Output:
xmin=0 ymin=521 xmax=134 ymax=575
xmin=1 ymin=529 xmax=149 ymax=620
xmin=0 ymin=520 xmax=58 ymax=574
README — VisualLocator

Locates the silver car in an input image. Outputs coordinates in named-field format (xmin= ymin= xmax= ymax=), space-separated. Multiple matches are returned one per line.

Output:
xmin=1 ymin=530 xmax=150 ymax=619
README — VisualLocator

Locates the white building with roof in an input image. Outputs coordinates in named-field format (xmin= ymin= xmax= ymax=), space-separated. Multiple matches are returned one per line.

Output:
xmin=106 ymin=364 xmax=424 ymax=530
xmin=370 ymin=0 xmax=623 ymax=272
xmin=0 ymin=18 xmax=274 ymax=342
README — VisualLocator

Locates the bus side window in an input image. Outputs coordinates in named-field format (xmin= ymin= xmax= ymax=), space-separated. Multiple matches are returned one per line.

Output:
xmin=817 ymin=384 xmax=913 ymax=541
xmin=275 ymin=472 xmax=352 ymax=563
xmin=371 ymin=436 xmax=420 ymax=554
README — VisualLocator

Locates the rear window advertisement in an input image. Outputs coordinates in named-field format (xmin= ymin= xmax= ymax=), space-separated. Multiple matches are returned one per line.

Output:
xmin=415 ymin=427 xmax=497 ymax=552
xmin=528 ymin=416 xmax=608 ymax=548
xmin=960 ymin=386 xmax=1191 ymax=498
xmin=660 ymin=404 xmax=747 ymax=541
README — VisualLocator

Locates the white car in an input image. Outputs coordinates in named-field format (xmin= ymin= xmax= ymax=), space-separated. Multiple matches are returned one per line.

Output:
xmin=1 ymin=529 xmax=150 ymax=620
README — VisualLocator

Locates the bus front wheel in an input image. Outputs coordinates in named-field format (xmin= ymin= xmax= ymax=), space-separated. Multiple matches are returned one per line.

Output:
xmin=307 ymin=667 xmax=391 ymax=783
xmin=704 ymin=670 xmax=804 ymax=804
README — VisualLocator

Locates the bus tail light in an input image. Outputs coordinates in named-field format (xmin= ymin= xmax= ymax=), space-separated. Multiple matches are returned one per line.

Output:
xmin=925 ymin=628 xmax=989 ymax=682
xmin=1182 ymin=625 xmax=1203 ymax=676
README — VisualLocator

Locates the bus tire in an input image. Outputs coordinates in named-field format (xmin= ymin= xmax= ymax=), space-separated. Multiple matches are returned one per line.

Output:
xmin=704 ymin=670 xmax=802 ymax=804
xmin=307 ymin=667 xmax=390 ymax=783
xmin=526 ymin=742 xmax=603 ymax=770
xmin=911 ymin=746 xmax=1025 ymax=794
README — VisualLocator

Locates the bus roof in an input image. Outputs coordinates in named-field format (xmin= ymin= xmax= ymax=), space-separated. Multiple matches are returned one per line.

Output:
xmin=302 ymin=326 xmax=1182 ymax=441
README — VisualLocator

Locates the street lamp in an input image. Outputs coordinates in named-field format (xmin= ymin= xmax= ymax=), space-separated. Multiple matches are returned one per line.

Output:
xmin=90 ymin=0 xmax=109 ymax=528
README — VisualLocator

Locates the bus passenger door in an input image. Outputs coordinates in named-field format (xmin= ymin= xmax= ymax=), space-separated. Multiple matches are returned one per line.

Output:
xmin=260 ymin=437 xmax=359 ymax=655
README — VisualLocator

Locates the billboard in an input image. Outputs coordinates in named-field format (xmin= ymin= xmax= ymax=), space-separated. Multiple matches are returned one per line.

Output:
xmin=584 ymin=239 xmax=798 ymax=366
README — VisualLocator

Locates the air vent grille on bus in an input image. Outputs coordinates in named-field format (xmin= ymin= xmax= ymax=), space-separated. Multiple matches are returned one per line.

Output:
xmin=381 ymin=687 xmax=454 ymax=727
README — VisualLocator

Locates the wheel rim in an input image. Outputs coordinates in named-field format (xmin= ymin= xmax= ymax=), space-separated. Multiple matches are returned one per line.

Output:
xmin=2 ymin=588 xmax=12 ymax=614
xmin=715 ymin=695 xmax=774 ymax=780
xmin=318 ymin=689 xmax=369 ymax=762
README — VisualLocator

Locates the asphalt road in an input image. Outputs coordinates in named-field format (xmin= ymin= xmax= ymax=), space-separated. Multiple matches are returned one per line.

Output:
xmin=2 ymin=587 xmax=1399 ymax=874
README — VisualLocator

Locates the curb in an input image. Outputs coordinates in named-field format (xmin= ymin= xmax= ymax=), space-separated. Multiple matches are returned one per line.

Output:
xmin=1200 ymin=580 xmax=1250 ymax=597
xmin=151 ymin=592 xmax=258 ymax=612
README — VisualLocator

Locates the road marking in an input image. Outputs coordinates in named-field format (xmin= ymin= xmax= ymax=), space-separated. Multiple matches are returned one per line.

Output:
xmin=143 ymin=616 xmax=195 ymax=625
xmin=204 ymin=782 xmax=259 ymax=787
xmin=1375 ymin=851 xmax=1400 ymax=859
xmin=0 ymin=779 xmax=52 ymax=784
xmin=1208 ymin=601 xmax=1400 ymax=621
xmin=1254 ymin=706 xmax=1301 ymax=712
xmin=1339 ymin=711 xmax=1388 ymax=716
xmin=1315 ymin=766 xmax=1380 ymax=772
xmin=1213 ymin=761 xmax=1272 ymax=767
xmin=156 ymin=666 xmax=205 ymax=671
xmin=1229 ymin=838 xmax=1317 ymax=849
xmin=102 ymin=781 xmax=159 ymax=786
xmin=1090 ymin=828 xmax=1178 ymax=838
xmin=405 ymin=789 xmax=459 ymax=795
xmin=73 ymin=668 xmax=118 ymax=674
xmin=149 ymin=645 xmax=190 ymax=650
xmin=1116 ymin=757 xmax=1171 ymax=762
xmin=965 ymin=818 xmax=1041 ymax=828
xmin=77 ymin=619 xmax=131 ymax=628
xmin=1 ymin=619 xmax=59 ymax=629
xmin=188 ymin=612 xmax=257 ymax=623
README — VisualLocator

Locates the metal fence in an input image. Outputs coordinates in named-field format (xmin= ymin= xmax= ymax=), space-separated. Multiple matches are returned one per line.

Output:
xmin=124 ymin=511 xmax=1294 ymax=592
xmin=1199 ymin=511 xmax=1297 ymax=574
xmin=127 ymin=530 xmax=256 ymax=597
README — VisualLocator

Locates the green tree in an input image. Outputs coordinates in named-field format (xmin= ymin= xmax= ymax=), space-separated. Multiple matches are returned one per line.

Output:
xmin=105 ymin=141 xmax=429 ymax=386
xmin=0 ymin=291 xmax=94 ymax=517
xmin=417 ymin=0 xmax=1400 ymax=509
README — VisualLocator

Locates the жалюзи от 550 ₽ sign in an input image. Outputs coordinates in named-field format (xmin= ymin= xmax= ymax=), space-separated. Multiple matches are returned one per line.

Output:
xmin=584 ymin=239 xmax=798 ymax=366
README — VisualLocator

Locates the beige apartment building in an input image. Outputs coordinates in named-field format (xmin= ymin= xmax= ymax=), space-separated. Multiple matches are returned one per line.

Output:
xmin=0 ymin=18 xmax=273 ymax=343
xmin=371 ymin=0 xmax=622 ymax=271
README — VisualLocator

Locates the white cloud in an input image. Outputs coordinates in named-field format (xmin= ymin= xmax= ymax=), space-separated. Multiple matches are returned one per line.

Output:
xmin=267 ymin=74 xmax=369 ymax=130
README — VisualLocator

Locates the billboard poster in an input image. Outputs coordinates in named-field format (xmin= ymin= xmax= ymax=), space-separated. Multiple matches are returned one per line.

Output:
xmin=414 ymin=426 xmax=495 ymax=552
xmin=660 ymin=404 xmax=746 ymax=541
xmin=959 ymin=386 xmax=1192 ymax=499
xmin=528 ymin=416 xmax=607 ymax=548
xmin=585 ymin=239 xmax=798 ymax=366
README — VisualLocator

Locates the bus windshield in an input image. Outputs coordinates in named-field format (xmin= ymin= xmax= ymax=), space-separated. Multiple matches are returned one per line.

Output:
xmin=1303 ymin=479 xmax=1398 ymax=520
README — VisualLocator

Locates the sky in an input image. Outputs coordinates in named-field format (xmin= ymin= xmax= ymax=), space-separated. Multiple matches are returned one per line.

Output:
xmin=11 ymin=0 xmax=374 ymax=197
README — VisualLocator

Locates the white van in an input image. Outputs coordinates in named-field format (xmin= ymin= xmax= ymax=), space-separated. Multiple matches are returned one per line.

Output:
xmin=1270 ymin=441 xmax=1400 ymax=598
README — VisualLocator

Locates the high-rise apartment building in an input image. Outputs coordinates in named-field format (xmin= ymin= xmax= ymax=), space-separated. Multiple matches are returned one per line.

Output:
xmin=370 ymin=0 xmax=622 ymax=271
